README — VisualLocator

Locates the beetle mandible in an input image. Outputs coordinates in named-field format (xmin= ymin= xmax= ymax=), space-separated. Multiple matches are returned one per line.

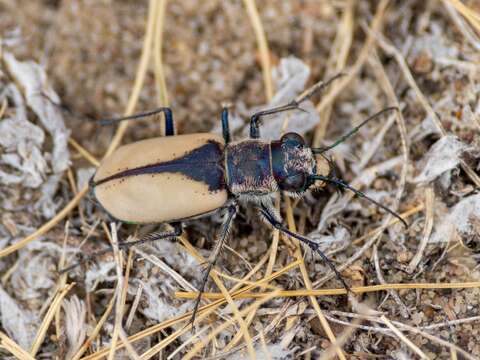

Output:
xmin=75 ymin=74 xmax=406 ymax=325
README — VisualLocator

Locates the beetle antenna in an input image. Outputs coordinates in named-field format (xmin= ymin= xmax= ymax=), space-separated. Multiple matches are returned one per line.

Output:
xmin=311 ymin=175 xmax=408 ymax=227
xmin=98 ymin=107 xmax=172 ymax=126
xmin=39 ymin=91 xmax=100 ymax=122
xmin=296 ymin=72 xmax=346 ymax=103
xmin=312 ymin=106 xmax=399 ymax=154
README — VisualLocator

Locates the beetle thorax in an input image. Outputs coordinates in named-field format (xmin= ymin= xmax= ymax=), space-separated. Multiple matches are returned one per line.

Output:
xmin=225 ymin=140 xmax=278 ymax=196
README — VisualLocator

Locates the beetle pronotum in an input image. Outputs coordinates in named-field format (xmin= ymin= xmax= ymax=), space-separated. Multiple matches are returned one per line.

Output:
xmin=65 ymin=74 xmax=406 ymax=327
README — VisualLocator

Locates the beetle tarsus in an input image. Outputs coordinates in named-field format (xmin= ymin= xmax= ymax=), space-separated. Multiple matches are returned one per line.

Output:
xmin=259 ymin=203 xmax=351 ymax=293
xmin=296 ymin=72 xmax=346 ymax=104
xmin=98 ymin=107 xmax=175 ymax=136
xmin=249 ymin=73 xmax=344 ymax=139
xmin=296 ymin=106 xmax=309 ymax=114
xmin=189 ymin=261 xmax=214 ymax=331
xmin=249 ymin=102 xmax=300 ymax=138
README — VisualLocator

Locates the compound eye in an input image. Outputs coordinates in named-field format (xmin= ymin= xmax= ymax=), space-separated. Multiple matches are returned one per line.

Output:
xmin=280 ymin=173 xmax=307 ymax=192
xmin=281 ymin=132 xmax=305 ymax=146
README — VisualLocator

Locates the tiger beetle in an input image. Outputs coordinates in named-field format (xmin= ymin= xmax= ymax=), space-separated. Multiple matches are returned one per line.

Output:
xmin=63 ymin=74 xmax=407 ymax=327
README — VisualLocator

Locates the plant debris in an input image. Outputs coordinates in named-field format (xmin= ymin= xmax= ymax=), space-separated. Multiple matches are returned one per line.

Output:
xmin=0 ymin=1 xmax=480 ymax=359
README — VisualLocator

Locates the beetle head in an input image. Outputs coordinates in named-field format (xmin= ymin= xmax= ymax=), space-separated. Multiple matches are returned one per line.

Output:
xmin=271 ymin=132 xmax=330 ymax=195
xmin=268 ymin=107 xmax=408 ymax=227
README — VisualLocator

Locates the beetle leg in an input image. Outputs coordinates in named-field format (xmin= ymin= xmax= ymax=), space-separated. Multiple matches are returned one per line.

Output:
xmin=249 ymin=73 xmax=345 ymax=139
xmin=221 ymin=106 xmax=231 ymax=144
xmin=163 ymin=108 xmax=175 ymax=136
xmin=258 ymin=203 xmax=351 ymax=293
xmin=98 ymin=107 xmax=176 ymax=136
xmin=188 ymin=202 xmax=238 ymax=330
xmin=249 ymin=101 xmax=301 ymax=139
xmin=59 ymin=223 xmax=182 ymax=274
xmin=116 ymin=222 xmax=183 ymax=249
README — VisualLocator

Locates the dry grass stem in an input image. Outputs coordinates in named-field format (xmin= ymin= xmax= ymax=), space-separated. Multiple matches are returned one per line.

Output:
xmin=105 ymin=0 xmax=159 ymax=156
xmin=371 ymin=28 xmax=480 ymax=187
xmin=373 ymin=245 xmax=410 ymax=318
xmin=243 ymin=0 xmax=273 ymax=101
xmin=183 ymin=290 xmax=280 ymax=360
xmin=153 ymin=0 xmax=170 ymax=137
xmin=0 ymin=332 xmax=36 ymax=360
xmin=55 ymin=223 xmax=70 ymax=339
xmin=313 ymin=0 xmax=354 ymax=146
xmin=0 ymin=0 xmax=156 ymax=258
xmin=153 ymin=0 xmax=169 ymax=108
xmin=380 ymin=315 xmax=430 ymax=359
xmin=443 ymin=1 xmax=480 ymax=50
xmin=284 ymin=197 xmax=346 ymax=360
xmin=107 ymin=223 xmax=123 ymax=360
xmin=68 ymin=138 xmax=100 ymax=167
xmin=125 ymin=283 xmax=143 ymax=331
xmin=328 ymin=311 xmax=478 ymax=360
xmin=83 ymin=260 xmax=300 ymax=359
xmin=407 ymin=187 xmax=435 ymax=273
xmin=315 ymin=0 xmax=389 ymax=115
xmin=134 ymin=247 xmax=196 ymax=292
xmin=318 ymin=317 xmax=362 ymax=360
xmin=443 ymin=0 xmax=480 ymax=32
xmin=118 ymin=328 xmax=141 ymax=360
xmin=176 ymin=236 xmax=257 ymax=360
xmin=0 ymin=98 xmax=7 ymax=118
xmin=176 ymin=280 xmax=480 ymax=299
xmin=0 ymin=186 xmax=89 ymax=258
xmin=71 ymin=294 xmax=116 ymax=360
xmin=29 ymin=283 xmax=75 ymax=357
xmin=368 ymin=51 xmax=409 ymax=212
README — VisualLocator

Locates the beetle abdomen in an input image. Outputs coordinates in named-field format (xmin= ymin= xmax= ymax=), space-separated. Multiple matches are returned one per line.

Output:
xmin=92 ymin=133 xmax=228 ymax=224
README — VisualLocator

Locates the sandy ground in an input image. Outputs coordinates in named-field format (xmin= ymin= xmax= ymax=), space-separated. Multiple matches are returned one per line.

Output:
xmin=0 ymin=1 xmax=480 ymax=359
